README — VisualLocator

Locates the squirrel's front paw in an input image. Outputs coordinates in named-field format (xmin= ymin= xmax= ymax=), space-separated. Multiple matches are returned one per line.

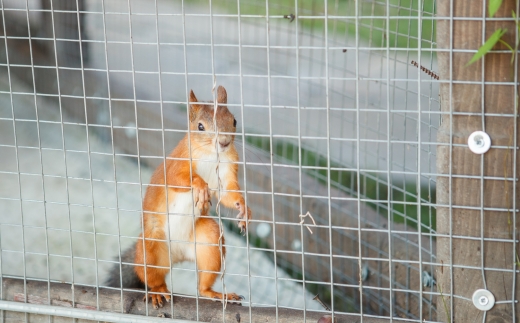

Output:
xmin=192 ymin=180 xmax=211 ymax=214
xmin=235 ymin=201 xmax=251 ymax=234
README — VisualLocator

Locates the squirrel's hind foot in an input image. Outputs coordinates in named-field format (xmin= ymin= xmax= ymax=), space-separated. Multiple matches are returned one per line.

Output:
xmin=143 ymin=285 xmax=171 ymax=309
xmin=202 ymin=290 xmax=243 ymax=304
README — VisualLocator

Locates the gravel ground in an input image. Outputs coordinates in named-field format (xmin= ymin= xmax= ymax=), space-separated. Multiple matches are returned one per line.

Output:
xmin=0 ymin=72 xmax=322 ymax=310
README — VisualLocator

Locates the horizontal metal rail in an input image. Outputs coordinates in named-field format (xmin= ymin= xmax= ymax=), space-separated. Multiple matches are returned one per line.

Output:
xmin=0 ymin=300 xmax=196 ymax=323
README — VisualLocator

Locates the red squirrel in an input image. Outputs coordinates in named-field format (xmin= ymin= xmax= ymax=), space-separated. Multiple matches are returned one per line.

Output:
xmin=106 ymin=86 xmax=251 ymax=309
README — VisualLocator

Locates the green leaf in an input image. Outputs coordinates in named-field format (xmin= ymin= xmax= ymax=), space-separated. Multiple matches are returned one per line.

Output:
xmin=489 ymin=0 xmax=503 ymax=17
xmin=498 ymin=39 xmax=513 ymax=52
xmin=498 ymin=39 xmax=515 ymax=64
xmin=466 ymin=28 xmax=507 ymax=67
xmin=514 ymin=11 xmax=520 ymax=35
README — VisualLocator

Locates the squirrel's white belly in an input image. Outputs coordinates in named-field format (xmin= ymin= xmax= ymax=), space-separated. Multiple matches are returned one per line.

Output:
xmin=165 ymin=192 xmax=199 ymax=264
xmin=196 ymin=158 xmax=231 ymax=192
xmin=164 ymin=158 xmax=231 ymax=264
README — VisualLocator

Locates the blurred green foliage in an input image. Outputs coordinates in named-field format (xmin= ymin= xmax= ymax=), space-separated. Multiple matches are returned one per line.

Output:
xmin=212 ymin=0 xmax=436 ymax=48
xmin=246 ymin=136 xmax=436 ymax=232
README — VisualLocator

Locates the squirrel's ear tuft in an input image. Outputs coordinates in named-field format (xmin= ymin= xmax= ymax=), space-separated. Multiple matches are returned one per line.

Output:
xmin=188 ymin=90 xmax=199 ymax=122
xmin=217 ymin=86 xmax=227 ymax=105
xmin=189 ymin=89 xmax=198 ymax=103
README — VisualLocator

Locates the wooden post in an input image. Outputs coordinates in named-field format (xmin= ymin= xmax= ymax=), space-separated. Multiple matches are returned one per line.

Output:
xmin=0 ymin=278 xmax=390 ymax=323
xmin=436 ymin=0 xmax=519 ymax=321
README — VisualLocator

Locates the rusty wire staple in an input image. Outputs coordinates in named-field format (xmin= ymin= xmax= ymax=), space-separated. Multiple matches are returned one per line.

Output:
xmin=299 ymin=211 xmax=317 ymax=234
xmin=312 ymin=294 xmax=331 ymax=311
xmin=410 ymin=60 xmax=440 ymax=80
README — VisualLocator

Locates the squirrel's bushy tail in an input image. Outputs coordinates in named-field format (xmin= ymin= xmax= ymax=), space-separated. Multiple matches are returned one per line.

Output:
xmin=105 ymin=244 xmax=145 ymax=289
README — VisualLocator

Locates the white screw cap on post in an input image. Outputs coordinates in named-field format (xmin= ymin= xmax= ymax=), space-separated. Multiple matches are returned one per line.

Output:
xmin=472 ymin=289 xmax=495 ymax=311
xmin=467 ymin=131 xmax=491 ymax=154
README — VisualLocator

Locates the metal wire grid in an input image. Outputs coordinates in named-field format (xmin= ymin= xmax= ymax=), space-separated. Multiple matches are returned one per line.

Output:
xmin=0 ymin=0 xmax=453 ymax=322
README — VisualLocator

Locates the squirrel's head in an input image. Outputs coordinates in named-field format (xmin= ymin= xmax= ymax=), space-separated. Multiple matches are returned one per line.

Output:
xmin=188 ymin=86 xmax=236 ymax=153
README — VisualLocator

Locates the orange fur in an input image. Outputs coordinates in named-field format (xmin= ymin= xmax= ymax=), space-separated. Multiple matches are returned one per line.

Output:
xmin=133 ymin=86 xmax=250 ymax=308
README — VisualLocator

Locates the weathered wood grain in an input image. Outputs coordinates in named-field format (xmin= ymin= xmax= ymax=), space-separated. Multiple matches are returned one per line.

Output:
xmin=436 ymin=0 xmax=520 ymax=321
xmin=1 ymin=278 xmax=393 ymax=323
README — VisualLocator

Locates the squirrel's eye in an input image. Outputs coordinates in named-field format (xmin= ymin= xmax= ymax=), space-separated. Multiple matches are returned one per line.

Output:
xmin=198 ymin=123 xmax=205 ymax=131
xmin=233 ymin=118 xmax=237 ymax=127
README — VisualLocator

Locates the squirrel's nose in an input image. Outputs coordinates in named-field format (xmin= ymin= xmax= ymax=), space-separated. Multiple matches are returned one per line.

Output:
xmin=219 ymin=141 xmax=230 ymax=148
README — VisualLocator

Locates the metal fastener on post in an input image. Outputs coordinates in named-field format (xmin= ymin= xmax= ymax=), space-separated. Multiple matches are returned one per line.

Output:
xmin=422 ymin=271 xmax=436 ymax=288
xmin=472 ymin=289 xmax=495 ymax=311
xmin=467 ymin=131 xmax=491 ymax=154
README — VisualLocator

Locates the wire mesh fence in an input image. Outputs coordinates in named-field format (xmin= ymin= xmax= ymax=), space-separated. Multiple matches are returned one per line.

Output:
xmin=0 ymin=0 xmax=518 ymax=322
